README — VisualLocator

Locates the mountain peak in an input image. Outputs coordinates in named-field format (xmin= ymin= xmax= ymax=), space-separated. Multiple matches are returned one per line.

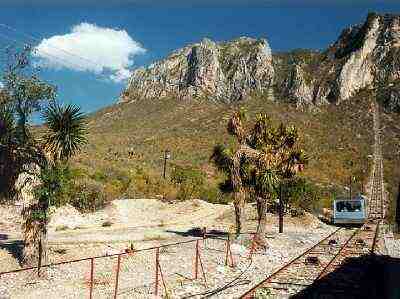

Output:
xmin=119 ymin=36 xmax=274 ymax=103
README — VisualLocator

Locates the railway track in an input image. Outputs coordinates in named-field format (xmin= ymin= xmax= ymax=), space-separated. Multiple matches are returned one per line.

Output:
xmin=367 ymin=102 xmax=386 ymax=220
xmin=240 ymin=223 xmax=381 ymax=298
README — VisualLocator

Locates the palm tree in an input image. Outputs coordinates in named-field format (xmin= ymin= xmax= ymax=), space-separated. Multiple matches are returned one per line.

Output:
xmin=42 ymin=103 xmax=87 ymax=163
xmin=21 ymin=103 xmax=87 ymax=267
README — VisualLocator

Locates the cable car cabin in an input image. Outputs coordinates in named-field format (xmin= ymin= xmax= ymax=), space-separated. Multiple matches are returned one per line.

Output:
xmin=332 ymin=195 xmax=366 ymax=225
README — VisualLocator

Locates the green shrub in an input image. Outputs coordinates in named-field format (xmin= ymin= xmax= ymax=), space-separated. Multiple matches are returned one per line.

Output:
xmin=34 ymin=164 xmax=75 ymax=209
xmin=70 ymin=178 xmax=107 ymax=212
xmin=171 ymin=165 xmax=206 ymax=201
xmin=200 ymin=186 xmax=231 ymax=204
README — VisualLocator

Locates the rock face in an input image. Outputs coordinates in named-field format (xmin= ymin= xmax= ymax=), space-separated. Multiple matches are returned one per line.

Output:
xmin=120 ymin=37 xmax=274 ymax=103
xmin=120 ymin=13 xmax=400 ymax=112
xmin=280 ymin=13 xmax=400 ymax=110
xmin=283 ymin=64 xmax=314 ymax=106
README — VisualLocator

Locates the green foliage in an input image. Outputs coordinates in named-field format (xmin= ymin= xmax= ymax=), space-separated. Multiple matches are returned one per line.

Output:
xmin=43 ymin=103 xmax=87 ymax=162
xmin=34 ymin=164 xmax=74 ymax=208
xmin=254 ymin=287 xmax=273 ymax=298
xmin=210 ymin=144 xmax=233 ymax=173
xmin=70 ymin=177 xmax=107 ymax=212
xmin=0 ymin=106 xmax=15 ymax=145
xmin=280 ymin=178 xmax=322 ymax=212
xmin=171 ymin=165 xmax=206 ymax=201
xmin=0 ymin=47 xmax=57 ymax=198
xmin=2 ymin=45 xmax=56 ymax=144
xmin=199 ymin=186 xmax=231 ymax=204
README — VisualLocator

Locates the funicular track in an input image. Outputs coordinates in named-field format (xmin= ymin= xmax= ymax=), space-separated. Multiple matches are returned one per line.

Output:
xmin=368 ymin=102 xmax=386 ymax=220
xmin=240 ymin=223 xmax=381 ymax=298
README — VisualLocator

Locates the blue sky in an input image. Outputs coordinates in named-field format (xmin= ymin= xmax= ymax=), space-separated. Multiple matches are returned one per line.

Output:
xmin=0 ymin=1 xmax=399 ymax=120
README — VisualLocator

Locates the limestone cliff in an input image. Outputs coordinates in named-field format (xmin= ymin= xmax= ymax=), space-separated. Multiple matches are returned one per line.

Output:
xmin=280 ymin=13 xmax=400 ymax=111
xmin=120 ymin=37 xmax=274 ymax=103
xmin=120 ymin=13 xmax=400 ymax=112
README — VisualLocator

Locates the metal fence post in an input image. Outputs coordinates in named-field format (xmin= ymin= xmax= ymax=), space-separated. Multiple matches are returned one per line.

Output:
xmin=89 ymin=258 xmax=94 ymax=299
xmin=155 ymin=247 xmax=159 ymax=296
xmin=114 ymin=254 xmax=122 ymax=299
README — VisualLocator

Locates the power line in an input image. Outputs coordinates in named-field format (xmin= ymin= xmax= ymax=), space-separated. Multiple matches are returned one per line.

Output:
xmin=0 ymin=23 xmax=105 ymax=71
xmin=0 ymin=31 xmax=113 ymax=82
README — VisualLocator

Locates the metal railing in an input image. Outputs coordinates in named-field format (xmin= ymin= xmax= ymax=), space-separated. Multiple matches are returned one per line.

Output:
xmin=0 ymin=231 xmax=263 ymax=298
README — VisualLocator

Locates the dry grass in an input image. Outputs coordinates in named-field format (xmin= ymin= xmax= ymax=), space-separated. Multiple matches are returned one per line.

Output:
xmin=73 ymin=92 xmax=400 ymax=218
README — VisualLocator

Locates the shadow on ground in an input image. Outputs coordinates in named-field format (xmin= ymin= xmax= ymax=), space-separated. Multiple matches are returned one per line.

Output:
xmin=0 ymin=239 xmax=24 ymax=266
xmin=165 ymin=227 xmax=228 ymax=238
xmin=291 ymin=255 xmax=400 ymax=299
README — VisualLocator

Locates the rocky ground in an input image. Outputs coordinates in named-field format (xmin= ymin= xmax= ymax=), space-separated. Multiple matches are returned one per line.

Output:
xmin=0 ymin=199 xmax=338 ymax=298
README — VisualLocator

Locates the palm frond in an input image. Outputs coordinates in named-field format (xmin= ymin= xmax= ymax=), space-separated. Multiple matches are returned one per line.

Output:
xmin=210 ymin=144 xmax=233 ymax=173
xmin=42 ymin=103 xmax=87 ymax=162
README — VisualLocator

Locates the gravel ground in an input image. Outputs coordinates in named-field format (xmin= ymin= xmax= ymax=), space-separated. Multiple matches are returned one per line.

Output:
xmin=0 ymin=200 xmax=337 ymax=298
xmin=384 ymin=232 xmax=400 ymax=258
xmin=0 ymin=226 xmax=336 ymax=298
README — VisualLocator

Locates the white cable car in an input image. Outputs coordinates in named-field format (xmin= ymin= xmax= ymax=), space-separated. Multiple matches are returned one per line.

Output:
xmin=332 ymin=195 xmax=367 ymax=225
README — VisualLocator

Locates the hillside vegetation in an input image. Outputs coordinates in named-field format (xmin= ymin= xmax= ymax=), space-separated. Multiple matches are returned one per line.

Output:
xmin=70 ymin=91 xmax=400 ymax=219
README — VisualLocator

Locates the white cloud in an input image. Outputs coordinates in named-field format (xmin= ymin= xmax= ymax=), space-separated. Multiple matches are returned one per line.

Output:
xmin=109 ymin=68 xmax=132 ymax=83
xmin=34 ymin=23 xmax=146 ymax=82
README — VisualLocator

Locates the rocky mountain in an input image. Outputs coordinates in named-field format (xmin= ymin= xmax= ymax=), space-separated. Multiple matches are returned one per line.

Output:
xmin=279 ymin=13 xmax=400 ymax=111
xmin=120 ymin=37 xmax=274 ymax=103
xmin=119 ymin=13 xmax=400 ymax=113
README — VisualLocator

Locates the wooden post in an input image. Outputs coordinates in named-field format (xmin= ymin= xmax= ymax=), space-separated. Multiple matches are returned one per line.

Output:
xmin=37 ymin=240 xmax=42 ymax=277
xmin=279 ymin=184 xmax=284 ymax=233
xmin=114 ymin=255 xmax=122 ymax=299
xmin=89 ymin=258 xmax=94 ymax=299
xmin=225 ymin=236 xmax=234 ymax=267
xmin=225 ymin=237 xmax=229 ymax=266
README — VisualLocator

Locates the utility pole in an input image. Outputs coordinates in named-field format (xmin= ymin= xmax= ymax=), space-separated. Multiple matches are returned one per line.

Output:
xmin=349 ymin=175 xmax=352 ymax=200
xmin=162 ymin=149 xmax=171 ymax=179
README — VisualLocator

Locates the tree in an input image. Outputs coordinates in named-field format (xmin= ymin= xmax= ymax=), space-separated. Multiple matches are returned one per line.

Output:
xmin=396 ymin=181 xmax=400 ymax=233
xmin=171 ymin=165 xmax=206 ymax=200
xmin=247 ymin=114 xmax=307 ymax=240
xmin=24 ymin=103 xmax=87 ymax=267
xmin=211 ymin=110 xmax=307 ymax=242
xmin=1 ymin=47 xmax=86 ymax=266
xmin=1 ymin=46 xmax=55 ymax=199
xmin=211 ymin=108 xmax=259 ymax=235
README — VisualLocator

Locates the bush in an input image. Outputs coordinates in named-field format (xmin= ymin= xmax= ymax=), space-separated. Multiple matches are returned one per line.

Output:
xmin=279 ymin=178 xmax=323 ymax=213
xmin=70 ymin=178 xmax=107 ymax=212
xmin=199 ymin=186 xmax=231 ymax=204
xmin=171 ymin=165 xmax=206 ymax=201
xmin=34 ymin=164 xmax=75 ymax=209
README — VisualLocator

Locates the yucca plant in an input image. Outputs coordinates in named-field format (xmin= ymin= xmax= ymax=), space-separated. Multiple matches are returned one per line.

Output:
xmin=42 ymin=103 xmax=87 ymax=163
xmin=211 ymin=110 xmax=308 ymax=241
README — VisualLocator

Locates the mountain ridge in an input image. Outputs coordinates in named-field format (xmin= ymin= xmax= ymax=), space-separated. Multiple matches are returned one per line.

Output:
xmin=119 ymin=12 xmax=400 ymax=113
xmin=74 ymin=12 xmax=400 ymax=221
